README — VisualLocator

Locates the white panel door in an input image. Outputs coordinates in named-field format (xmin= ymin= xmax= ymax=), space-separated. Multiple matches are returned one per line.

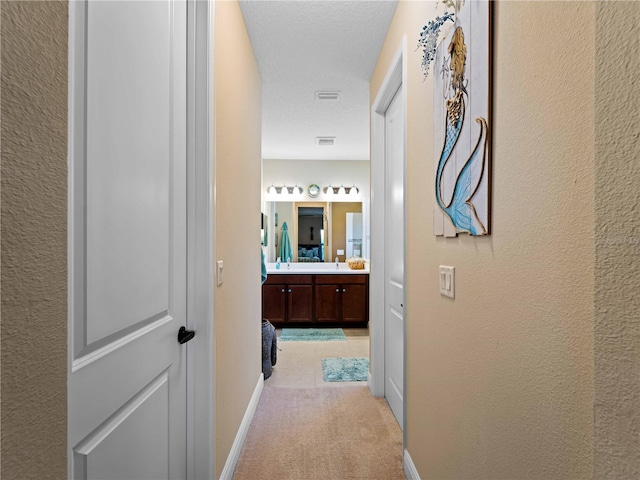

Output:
xmin=68 ymin=1 xmax=188 ymax=478
xmin=384 ymin=86 xmax=404 ymax=428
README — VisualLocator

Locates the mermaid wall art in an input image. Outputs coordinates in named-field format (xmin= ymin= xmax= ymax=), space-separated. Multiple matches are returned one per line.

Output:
xmin=432 ymin=0 xmax=491 ymax=236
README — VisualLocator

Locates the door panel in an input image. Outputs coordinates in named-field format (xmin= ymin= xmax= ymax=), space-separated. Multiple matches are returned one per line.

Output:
xmin=69 ymin=1 xmax=188 ymax=478
xmin=74 ymin=373 xmax=170 ymax=480
xmin=85 ymin=0 xmax=173 ymax=344
xmin=262 ymin=285 xmax=287 ymax=323
xmin=385 ymin=86 xmax=404 ymax=428
xmin=342 ymin=284 xmax=367 ymax=323
xmin=315 ymin=285 xmax=341 ymax=322
xmin=288 ymin=285 xmax=313 ymax=322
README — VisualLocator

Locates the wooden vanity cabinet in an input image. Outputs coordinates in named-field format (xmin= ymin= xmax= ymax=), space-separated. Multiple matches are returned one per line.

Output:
xmin=263 ymin=273 xmax=368 ymax=327
xmin=315 ymin=275 xmax=369 ymax=324
xmin=262 ymin=275 xmax=313 ymax=324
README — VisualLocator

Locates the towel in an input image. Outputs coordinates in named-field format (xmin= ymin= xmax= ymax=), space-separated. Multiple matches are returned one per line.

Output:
xmin=279 ymin=222 xmax=293 ymax=263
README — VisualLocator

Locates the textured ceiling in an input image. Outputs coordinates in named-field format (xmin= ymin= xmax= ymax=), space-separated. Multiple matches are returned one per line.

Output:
xmin=239 ymin=0 xmax=398 ymax=160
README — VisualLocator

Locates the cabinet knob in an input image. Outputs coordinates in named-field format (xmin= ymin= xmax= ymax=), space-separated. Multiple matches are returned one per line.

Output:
xmin=336 ymin=288 xmax=339 ymax=292
xmin=288 ymin=289 xmax=292 ymax=293
xmin=343 ymin=288 xmax=346 ymax=292
xmin=281 ymin=289 xmax=285 ymax=293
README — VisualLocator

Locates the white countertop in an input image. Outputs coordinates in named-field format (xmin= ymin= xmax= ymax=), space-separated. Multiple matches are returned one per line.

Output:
xmin=265 ymin=262 xmax=369 ymax=275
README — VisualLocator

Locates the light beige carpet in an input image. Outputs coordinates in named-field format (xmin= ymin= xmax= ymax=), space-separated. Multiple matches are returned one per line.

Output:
xmin=232 ymin=386 xmax=404 ymax=480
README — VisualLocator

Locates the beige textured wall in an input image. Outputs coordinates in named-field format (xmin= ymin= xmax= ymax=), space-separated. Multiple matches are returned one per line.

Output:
xmin=1 ymin=1 xmax=68 ymax=478
xmin=214 ymin=1 xmax=263 ymax=476
xmin=371 ymin=1 xmax=595 ymax=478
xmin=594 ymin=2 xmax=640 ymax=478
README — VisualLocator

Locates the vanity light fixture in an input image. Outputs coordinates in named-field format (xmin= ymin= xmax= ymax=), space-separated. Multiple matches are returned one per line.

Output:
xmin=265 ymin=185 xmax=305 ymax=197
xmin=267 ymin=184 xmax=357 ymax=198
xmin=322 ymin=185 xmax=358 ymax=196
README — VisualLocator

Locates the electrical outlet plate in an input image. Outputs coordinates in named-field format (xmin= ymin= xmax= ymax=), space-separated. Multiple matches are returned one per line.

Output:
xmin=439 ymin=265 xmax=455 ymax=298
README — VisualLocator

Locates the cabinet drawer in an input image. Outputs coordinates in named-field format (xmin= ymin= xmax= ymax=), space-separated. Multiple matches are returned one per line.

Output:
xmin=263 ymin=274 xmax=312 ymax=285
xmin=314 ymin=274 xmax=368 ymax=285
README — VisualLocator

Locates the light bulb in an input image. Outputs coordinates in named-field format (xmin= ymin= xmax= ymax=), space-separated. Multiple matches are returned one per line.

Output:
xmin=349 ymin=185 xmax=358 ymax=197
xmin=338 ymin=185 xmax=346 ymax=196
xmin=326 ymin=186 xmax=333 ymax=196
xmin=280 ymin=186 xmax=289 ymax=197
xmin=268 ymin=185 xmax=276 ymax=195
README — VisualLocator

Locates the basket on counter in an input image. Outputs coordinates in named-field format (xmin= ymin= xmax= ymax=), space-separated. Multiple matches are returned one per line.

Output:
xmin=346 ymin=257 xmax=365 ymax=270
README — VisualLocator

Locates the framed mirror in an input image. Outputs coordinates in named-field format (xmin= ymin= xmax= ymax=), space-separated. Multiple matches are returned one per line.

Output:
xmin=267 ymin=201 xmax=363 ymax=262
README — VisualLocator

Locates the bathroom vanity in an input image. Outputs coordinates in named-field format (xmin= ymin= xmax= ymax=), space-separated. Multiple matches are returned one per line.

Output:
xmin=262 ymin=263 xmax=369 ymax=328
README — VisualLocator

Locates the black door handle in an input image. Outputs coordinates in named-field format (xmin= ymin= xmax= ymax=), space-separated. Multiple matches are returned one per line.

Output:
xmin=178 ymin=326 xmax=195 ymax=344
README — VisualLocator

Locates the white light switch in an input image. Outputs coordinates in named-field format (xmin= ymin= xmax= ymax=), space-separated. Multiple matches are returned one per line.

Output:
xmin=439 ymin=265 xmax=455 ymax=298
xmin=337 ymin=249 xmax=344 ymax=255
xmin=217 ymin=260 xmax=224 ymax=286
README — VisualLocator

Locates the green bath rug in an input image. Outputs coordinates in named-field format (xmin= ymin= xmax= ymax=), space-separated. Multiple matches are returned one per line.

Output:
xmin=322 ymin=357 xmax=369 ymax=382
xmin=279 ymin=328 xmax=346 ymax=342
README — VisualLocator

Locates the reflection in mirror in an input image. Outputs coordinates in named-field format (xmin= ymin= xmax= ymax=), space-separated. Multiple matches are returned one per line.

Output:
xmin=261 ymin=213 xmax=268 ymax=246
xmin=346 ymin=212 xmax=362 ymax=257
xmin=297 ymin=207 xmax=324 ymax=262
xmin=329 ymin=202 xmax=362 ymax=262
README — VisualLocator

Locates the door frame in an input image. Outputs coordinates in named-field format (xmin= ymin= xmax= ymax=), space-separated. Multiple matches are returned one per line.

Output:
xmin=186 ymin=1 xmax=215 ymax=478
xmin=369 ymin=37 xmax=407 ymax=434
xmin=66 ymin=1 xmax=215 ymax=478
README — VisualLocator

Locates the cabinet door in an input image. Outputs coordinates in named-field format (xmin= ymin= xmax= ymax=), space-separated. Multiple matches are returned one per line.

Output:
xmin=288 ymin=285 xmax=313 ymax=323
xmin=262 ymin=285 xmax=286 ymax=323
xmin=342 ymin=284 xmax=368 ymax=323
xmin=315 ymin=285 xmax=341 ymax=323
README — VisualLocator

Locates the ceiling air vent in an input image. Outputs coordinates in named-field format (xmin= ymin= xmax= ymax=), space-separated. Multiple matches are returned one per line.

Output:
xmin=315 ymin=91 xmax=340 ymax=100
xmin=316 ymin=137 xmax=336 ymax=146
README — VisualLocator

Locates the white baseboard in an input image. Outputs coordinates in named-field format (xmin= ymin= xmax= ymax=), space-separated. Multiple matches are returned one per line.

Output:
xmin=404 ymin=448 xmax=421 ymax=480
xmin=219 ymin=373 xmax=264 ymax=480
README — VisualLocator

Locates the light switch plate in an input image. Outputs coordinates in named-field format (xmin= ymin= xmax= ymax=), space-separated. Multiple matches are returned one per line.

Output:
xmin=337 ymin=249 xmax=345 ymax=255
xmin=217 ymin=260 xmax=224 ymax=286
xmin=439 ymin=265 xmax=455 ymax=298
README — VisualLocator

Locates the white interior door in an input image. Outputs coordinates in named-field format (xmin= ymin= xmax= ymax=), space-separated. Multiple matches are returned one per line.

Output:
xmin=384 ymin=86 xmax=404 ymax=428
xmin=68 ymin=1 xmax=188 ymax=478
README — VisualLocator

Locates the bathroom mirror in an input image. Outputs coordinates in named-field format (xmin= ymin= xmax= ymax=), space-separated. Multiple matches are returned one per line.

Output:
xmin=267 ymin=201 xmax=363 ymax=262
